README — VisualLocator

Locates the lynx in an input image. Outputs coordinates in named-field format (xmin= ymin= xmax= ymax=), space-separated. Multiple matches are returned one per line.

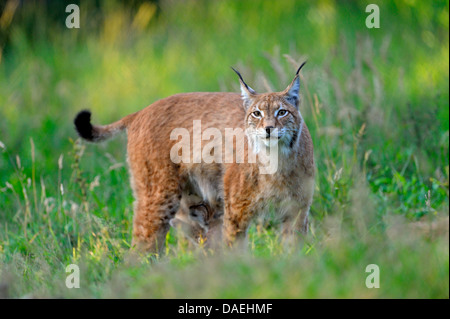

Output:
xmin=74 ymin=63 xmax=314 ymax=253
xmin=169 ymin=181 xmax=215 ymax=245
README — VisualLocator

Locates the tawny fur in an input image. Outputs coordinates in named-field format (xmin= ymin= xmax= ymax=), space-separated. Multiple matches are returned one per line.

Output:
xmin=74 ymin=66 xmax=314 ymax=253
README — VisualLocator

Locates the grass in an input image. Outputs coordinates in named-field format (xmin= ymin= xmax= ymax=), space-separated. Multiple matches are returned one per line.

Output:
xmin=0 ymin=0 xmax=448 ymax=298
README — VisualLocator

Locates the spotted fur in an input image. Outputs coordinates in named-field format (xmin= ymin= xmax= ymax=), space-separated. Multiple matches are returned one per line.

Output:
xmin=74 ymin=65 xmax=314 ymax=253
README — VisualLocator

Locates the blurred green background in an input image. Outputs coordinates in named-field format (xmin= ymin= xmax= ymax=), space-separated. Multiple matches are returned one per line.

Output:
xmin=0 ymin=0 xmax=448 ymax=298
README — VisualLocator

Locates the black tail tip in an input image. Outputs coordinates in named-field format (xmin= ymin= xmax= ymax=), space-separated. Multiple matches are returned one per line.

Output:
xmin=74 ymin=110 xmax=95 ymax=141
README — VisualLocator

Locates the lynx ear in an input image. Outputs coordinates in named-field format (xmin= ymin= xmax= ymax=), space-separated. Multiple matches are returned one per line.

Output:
xmin=283 ymin=61 xmax=306 ymax=108
xmin=231 ymin=67 xmax=256 ymax=109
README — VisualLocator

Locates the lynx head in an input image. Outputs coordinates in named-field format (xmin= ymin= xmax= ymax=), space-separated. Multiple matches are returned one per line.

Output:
xmin=232 ymin=62 xmax=306 ymax=154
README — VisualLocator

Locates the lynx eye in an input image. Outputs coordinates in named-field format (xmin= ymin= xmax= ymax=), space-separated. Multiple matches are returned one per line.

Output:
xmin=251 ymin=110 xmax=262 ymax=118
xmin=277 ymin=109 xmax=288 ymax=117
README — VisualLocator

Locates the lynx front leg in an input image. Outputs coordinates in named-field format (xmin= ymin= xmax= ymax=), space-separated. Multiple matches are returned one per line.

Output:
xmin=205 ymin=213 xmax=223 ymax=248
xmin=281 ymin=202 xmax=310 ymax=245
xmin=223 ymin=200 xmax=254 ymax=247
xmin=222 ymin=165 xmax=257 ymax=247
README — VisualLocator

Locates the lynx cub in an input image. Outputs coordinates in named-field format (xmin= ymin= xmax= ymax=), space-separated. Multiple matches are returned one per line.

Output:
xmin=74 ymin=63 xmax=314 ymax=253
xmin=169 ymin=181 xmax=215 ymax=245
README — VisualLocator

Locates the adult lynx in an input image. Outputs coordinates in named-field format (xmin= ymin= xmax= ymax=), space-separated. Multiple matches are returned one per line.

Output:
xmin=74 ymin=63 xmax=314 ymax=253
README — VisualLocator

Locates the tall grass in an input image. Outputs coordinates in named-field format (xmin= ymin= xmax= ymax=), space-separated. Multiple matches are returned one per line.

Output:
xmin=0 ymin=0 xmax=448 ymax=298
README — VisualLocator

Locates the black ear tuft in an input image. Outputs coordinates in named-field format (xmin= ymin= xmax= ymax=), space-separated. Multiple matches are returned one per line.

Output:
xmin=231 ymin=66 xmax=256 ymax=94
xmin=296 ymin=61 xmax=307 ymax=75
xmin=231 ymin=67 xmax=248 ymax=90
xmin=74 ymin=110 xmax=95 ymax=141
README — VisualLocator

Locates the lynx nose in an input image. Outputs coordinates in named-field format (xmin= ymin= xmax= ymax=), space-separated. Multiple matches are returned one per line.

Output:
xmin=265 ymin=126 xmax=274 ymax=137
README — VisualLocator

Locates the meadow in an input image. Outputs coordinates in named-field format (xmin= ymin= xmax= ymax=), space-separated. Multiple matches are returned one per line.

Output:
xmin=0 ymin=0 xmax=448 ymax=298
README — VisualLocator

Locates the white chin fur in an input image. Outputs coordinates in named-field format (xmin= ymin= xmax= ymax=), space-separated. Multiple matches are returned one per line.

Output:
xmin=261 ymin=137 xmax=280 ymax=147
